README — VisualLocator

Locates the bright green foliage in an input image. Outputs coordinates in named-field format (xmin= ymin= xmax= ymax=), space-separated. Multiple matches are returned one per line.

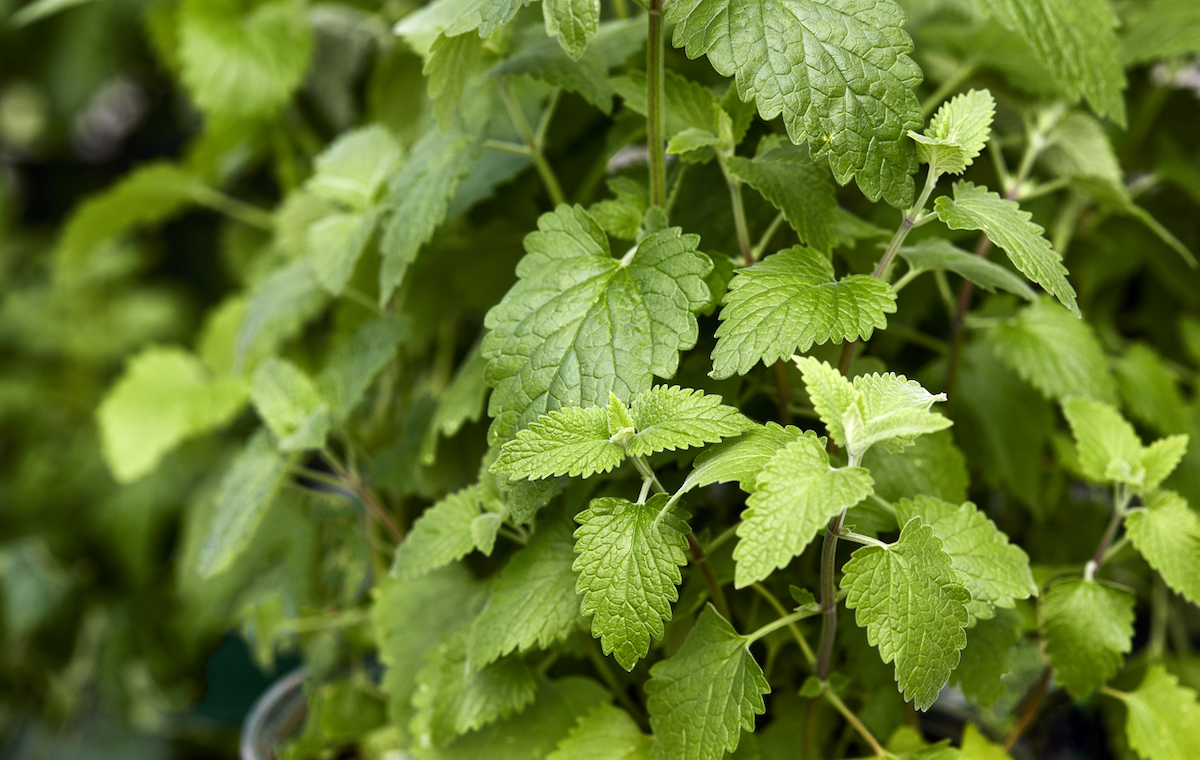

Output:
xmin=795 ymin=357 xmax=952 ymax=459
xmin=666 ymin=0 xmax=923 ymax=207
xmin=1063 ymin=397 xmax=1188 ymax=492
xmin=645 ymin=605 xmax=769 ymax=760
xmin=442 ymin=0 xmax=530 ymax=39
xmin=1115 ymin=665 xmax=1200 ymax=760
xmin=727 ymin=139 xmax=838 ymax=253
xmin=864 ymin=430 xmax=970 ymax=505
xmin=910 ymin=89 xmax=995 ymax=176
xmin=842 ymin=518 xmax=970 ymax=710
xmin=988 ymin=299 xmax=1116 ymax=403
xmin=98 ymin=347 xmax=247 ymax=483
xmin=425 ymin=33 xmax=485 ymax=129
xmin=961 ymin=724 xmax=1010 ymax=760
xmin=492 ymin=405 xmax=624 ymax=480
xmin=611 ymin=70 xmax=724 ymax=140
xmin=178 ymin=0 xmax=313 ymax=120
xmin=307 ymin=212 xmax=378 ymax=297
xmin=392 ymin=486 xmax=497 ymax=580
xmin=317 ymin=315 xmax=406 ymax=423
xmin=1041 ymin=577 xmax=1134 ymax=699
xmin=1115 ymin=344 xmax=1191 ymax=436
xmin=625 ymin=386 xmax=751 ymax=457
xmin=897 ymin=240 xmax=1037 ymax=301
xmin=733 ymin=432 xmax=873 ymax=588
xmin=573 ymin=496 xmax=690 ymax=670
xmin=546 ymin=704 xmax=652 ymax=760
xmin=895 ymin=497 xmax=1035 ymax=622
xmin=251 ymin=358 xmax=330 ymax=451
xmin=542 ymin=0 xmax=599 ymax=59
xmin=467 ymin=513 xmax=583 ymax=667
xmin=235 ymin=259 xmax=329 ymax=371
xmin=710 ymin=248 xmax=897 ymax=379
xmin=934 ymin=183 xmax=1079 ymax=316
xmin=1124 ymin=0 xmax=1200 ymax=63
xmin=1125 ymin=490 xmax=1200 ymax=606
xmin=950 ymin=611 xmax=1022 ymax=709
xmin=963 ymin=0 xmax=1126 ymax=123
xmin=677 ymin=422 xmax=806 ymax=497
xmin=483 ymin=205 xmax=711 ymax=443
xmin=307 ymin=125 xmax=403 ymax=212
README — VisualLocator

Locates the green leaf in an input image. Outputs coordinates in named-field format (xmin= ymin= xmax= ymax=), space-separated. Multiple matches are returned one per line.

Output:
xmin=1115 ymin=344 xmax=1191 ymax=436
xmin=378 ymin=127 xmax=480 ymax=304
xmin=7 ymin=0 xmax=95 ymax=28
xmin=542 ymin=0 xmax=598 ymax=59
xmin=412 ymin=634 xmax=539 ymax=745
xmin=307 ymin=211 xmax=379 ymax=296
xmin=1041 ymin=577 xmax=1134 ymax=699
xmin=1062 ymin=396 xmax=1188 ymax=492
xmin=961 ymin=724 xmax=1010 ymax=760
xmin=665 ymin=0 xmax=922 ymax=207
xmin=628 ymin=386 xmax=751 ymax=458
xmin=306 ymin=125 xmax=403 ymax=212
xmin=1040 ymin=111 xmax=1122 ymax=187
xmin=950 ymin=610 xmax=1022 ymax=709
xmin=841 ymin=517 xmax=971 ymax=710
xmin=195 ymin=430 xmax=293 ymax=578
xmin=895 ymin=497 xmax=1036 ymax=623
xmin=483 ymin=205 xmax=711 ymax=443
xmin=612 ymin=69 xmax=723 ymax=140
xmin=645 ymin=605 xmax=769 ymax=760
xmin=897 ymin=239 xmax=1037 ymax=302
xmin=423 ymin=347 xmax=490 ymax=463
xmin=235 ymin=259 xmax=330 ymax=372
xmin=666 ymin=128 xmax=727 ymax=159
xmin=934 ymin=182 xmax=1078 ymax=316
xmin=443 ymin=0 xmax=530 ymax=39
xmin=317 ymin=314 xmax=407 ymax=423
xmin=492 ymin=405 xmax=624 ymax=481
xmin=1126 ymin=490 xmax=1200 ymax=606
xmin=733 ymin=432 xmax=873 ymax=588
xmin=963 ymin=0 xmax=1125 ymax=123
xmin=987 ymin=298 xmax=1116 ymax=403
xmin=547 ymin=704 xmax=652 ymax=760
xmin=864 ymin=430 xmax=969 ymax=505
xmin=1123 ymin=0 xmax=1200 ymax=63
xmin=97 ymin=347 xmax=247 ymax=483
xmin=1115 ymin=665 xmax=1200 ymax=760
xmin=392 ymin=486 xmax=486 ymax=580
xmin=910 ymin=89 xmax=996 ymax=175
xmin=178 ymin=0 xmax=313 ymax=120
xmin=250 ymin=358 xmax=330 ymax=452
xmin=678 ymin=423 xmax=807 ymax=497
xmin=728 ymin=139 xmax=838 ymax=254
xmin=710 ymin=247 xmax=897 ymax=379
xmin=468 ymin=512 xmax=583 ymax=667
xmin=573 ymin=495 xmax=690 ymax=670
xmin=427 ymin=32 xmax=485 ymax=129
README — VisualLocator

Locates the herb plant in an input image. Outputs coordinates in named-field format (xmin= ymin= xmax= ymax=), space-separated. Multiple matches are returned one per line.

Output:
xmin=4 ymin=0 xmax=1200 ymax=758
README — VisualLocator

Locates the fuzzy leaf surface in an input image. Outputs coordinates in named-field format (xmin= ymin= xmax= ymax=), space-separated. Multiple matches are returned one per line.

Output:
xmin=543 ymin=0 xmax=599 ymax=59
xmin=1118 ymin=665 xmax=1200 ymax=760
xmin=1063 ymin=397 xmax=1187 ymax=492
xmin=950 ymin=610 xmax=1021 ymax=709
xmin=911 ymin=89 xmax=995 ymax=175
xmin=627 ymin=386 xmax=751 ymax=457
xmin=1125 ymin=490 xmax=1200 ymax=605
xmin=679 ymin=422 xmax=807 ymax=497
xmin=392 ymin=486 xmax=484 ymax=580
xmin=1041 ymin=577 xmax=1134 ymax=699
xmin=546 ymin=704 xmax=652 ymax=760
xmin=492 ymin=406 xmax=623 ymax=481
xmin=251 ymin=358 xmax=330 ymax=452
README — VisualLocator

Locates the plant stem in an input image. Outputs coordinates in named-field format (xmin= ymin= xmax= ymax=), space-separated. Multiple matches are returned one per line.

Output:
xmin=646 ymin=0 xmax=667 ymax=207
xmin=824 ymin=689 xmax=888 ymax=758
xmin=688 ymin=531 xmax=732 ymax=621
xmin=753 ymin=211 xmax=786 ymax=260
xmin=500 ymin=79 xmax=567 ymax=206
xmin=773 ymin=361 xmax=793 ymax=423
xmin=195 ymin=188 xmax=276 ymax=231
xmin=1086 ymin=484 xmax=1132 ymax=580
xmin=751 ymin=583 xmax=816 ymax=665
xmin=1003 ymin=666 xmax=1051 ymax=752
xmin=814 ymin=507 xmax=847 ymax=681
xmin=719 ymin=157 xmax=755 ymax=264
xmin=745 ymin=609 xmax=815 ymax=645
xmin=838 ymin=530 xmax=890 ymax=550
xmin=707 ymin=523 xmax=739 ymax=554
xmin=920 ymin=63 xmax=977 ymax=117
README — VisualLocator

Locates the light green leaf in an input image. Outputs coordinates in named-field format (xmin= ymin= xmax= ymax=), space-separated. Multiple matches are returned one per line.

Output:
xmin=0 ymin=538 xmax=72 ymax=637
xmin=7 ymin=0 xmax=94 ymax=28
xmin=178 ymin=0 xmax=313 ymax=120
xmin=950 ymin=610 xmax=1022 ymax=709
xmin=733 ymin=432 xmax=873 ymax=588
xmin=543 ymin=0 xmax=598 ymax=59
xmin=547 ymin=704 xmax=652 ymax=760
xmin=1115 ymin=665 xmax=1200 ymax=760
xmin=727 ymin=139 xmax=838 ymax=253
xmin=645 ymin=605 xmax=769 ymax=760
xmin=1040 ymin=110 xmax=1122 ymax=187
xmin=98 ymin=347 xmax=247 ymax=483
xmin=963 ymin=0 xmax=1125 ymax=123
xmin=307 ymin=125 xmax=403 ymax=212
xmin=934 ymin=182 xmax=1078 ymax=316
xmin=678 ymin=423 xmax=807 ymax=497
xmin=195 ymin=430 xmax=293 ymax=578
xmin=864 ymin=430 xmax=969 ymax=506
xmin=573 ymin=496 xmax=690 ymax=671
xmin=1126 ymin=490 xmax=1200 ymax=606
xmin=895 ymin=497 xmax=1036 ymax=622
xmin=1062 ymin=396 xmax=1187 ymax=492
xmin=612 ymin=69 xmax=723 ymax=139
xmin=307 ymin=211 xmax=378 ymax=296
xmin=427 ymin=32 xmax=485 ymax=129
xmin=666 ymin=128 xmax=727 ymax=158
xmin=492 ymin=405 xmax=624 ymax=481
xmin=842 ymin=518 xmax=970 ymax=710
xmin=961 ymin=724 xmax=1010 ymax=760
xmin=378 ymin=127 xmax=480 ymax=304
xmin=1143 ymin=436 xmax=1190 ymax=494
xmin=665 ymin=0 xmax=923 ymax=207
xmin=1041 ymin=577 xmax=1134 ymax=699
xmin=392 ymin=486 xmax=485 ymax=580
xmin=628 ymin=386 xmax=751 ymax=458
xmin=1123 ymin=0 xmax=1200 ymax=63
xmin=443 ymin=0 xmax=530 ymax=38
xmin=987 ymin=298 xmax=1115 ymax=403
xmin=911 ymin=89 xmax=995 ymax=175
xmin=1115 ymin=344 xmax=1191 ymax=436
xmin=483 ymin=205 xmax=711 ymax=443
xmin=897 ymin=239 xmax=1037 ymax=301
xmin=468 ymin=513 xmax=583 ymax=667
xmin=235 ymin=259 xmax=330 ymax=372
xmin=317 ymin=314 xmax=406 ymax=423
xmin=710 ymin=247 xmax=897 ymax=379
xmin=251 ymin=358 xmax=330 ymax=451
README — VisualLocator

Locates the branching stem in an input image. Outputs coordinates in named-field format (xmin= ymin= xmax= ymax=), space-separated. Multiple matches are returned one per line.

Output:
xmin=751 ymin=583 xmax=816 ymax=665
xmin=500 ymin=79 xmax=566 ymax=206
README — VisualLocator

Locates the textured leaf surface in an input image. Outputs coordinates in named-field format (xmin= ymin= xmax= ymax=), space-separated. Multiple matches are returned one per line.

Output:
xmin=492 ymin=406 xmax=623 ymax=481
xmin=306 ymin=125 xmax=403 ymax=212
xmin=1041 ymin=577 xmax=1134 ymax=699
xmin=251 ymin=358 xmax=330 ymax=451
xmin=988 ymin=298 xmax=1116 ymax=403
xmin=1063 ymin=397 xmax=1187 ymax=492
xmin=950 ymin=610 xmax=1022 ymax=709
xmin=734 ymin=433 xmax=873 ymax=588
xmin=727 ymin=140 xmax=838 ymax=253
xmin=573 ymin=496 xmax=690 ymax=670
xmin=645 ymin=605 xmax=769 ymax=760
xmin=934 ymin=183 xmax=1078 ymax=315
xmin=895 ymin=497 xmax=1035 ymax=622
xmin=898 ymin=239 xmax=1036 ymax=301
xmin=911 ymin=89 xmax=995 ymax=175
xmin=842 ymin=518 xmax=970 ymax=710
xmin=864 ymin=430 xmax=969 ymax=505
xmin=442 ymin=0 xmax=530 ymax=38
xmin=628 ymin=386 xmax=751 ymax=457
xmin=678 ymin=423 xmax=806 ymax=497
xmin=1126 ymin=490 xmax=1200 ymax=605
xmin=307 ymin=211 xmax=378 ymax=296
xmin=392 ymin=486 xmax=484 ymax=580
xmin=543 ymin=0 xmax=599 ymax=59
xmin=426 ymin=32 xmax=484 ymax=129
xmin=711 ymin=247 xmax=897 ymax=379
xmin=1117 ymin=665 xmax=1200 ymax=760
xmin=666 ymin=0 xmax=923 ymax=207
xmin=483 ymin=205 xmax=711 ymax=443
xmin=547 ymin=704 xmax=652 ymax=760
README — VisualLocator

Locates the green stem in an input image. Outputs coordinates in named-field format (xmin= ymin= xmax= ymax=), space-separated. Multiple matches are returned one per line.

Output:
xmin=745 ymin=609 xmax=815 ymax=645
xmin=814 ymin=506 xmax=847 ymax=681
xmin=753 ymin=211 xmax=786 ymax=260
xmin=500 ymin=79 xmax=567 ymax=206
xmin=838 ymin=530 xmax=889 ymax=550
xmin=1086 ymin=484 xmax=1132 ymax=580
xmin=751 ymin=583 xmax=816 ymax=665
xmin=195 ymin=189 xmax=275 ymax=231
xmin=707 ymin=523 xmax=739 ymax=554
xmin=720 ymin=157 xmax=755 ymax=264
xmin=824 ymin=689 xmax=889 ymax=758
xmin=920 ymin=63 xmax=977 ymax=117
xmin=688 ymin=531 xmax=732 ymax=622
xmin=646 ymin=0 xmax=667 ymax=207
xmin=611 ymin=0 xmax=630 ymax=19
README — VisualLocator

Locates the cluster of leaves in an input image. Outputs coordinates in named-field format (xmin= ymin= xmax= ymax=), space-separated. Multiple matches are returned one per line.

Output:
xmin=3 ymin=0 xmax=1200 ymax=757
